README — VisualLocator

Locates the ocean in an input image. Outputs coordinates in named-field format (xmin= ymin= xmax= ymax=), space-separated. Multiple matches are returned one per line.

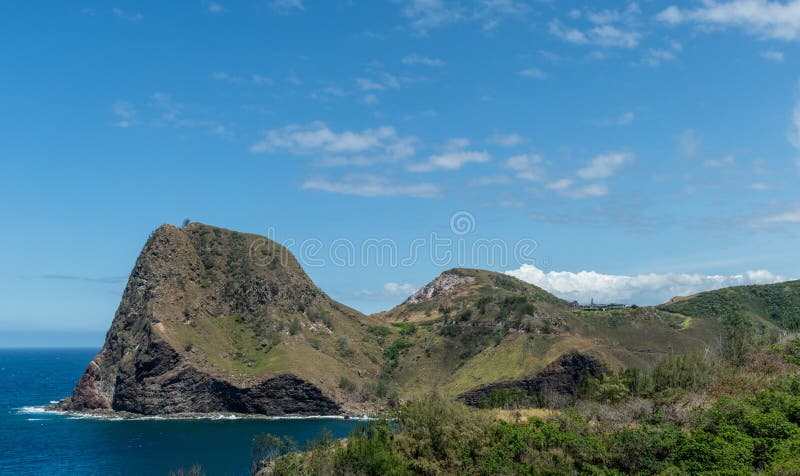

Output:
xmin=0 ymin=349 xmax=361 ymax=475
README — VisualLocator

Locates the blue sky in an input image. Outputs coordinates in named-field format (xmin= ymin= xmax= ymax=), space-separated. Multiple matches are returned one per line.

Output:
xmin=2 ymin=0 xmax=800 ymax=346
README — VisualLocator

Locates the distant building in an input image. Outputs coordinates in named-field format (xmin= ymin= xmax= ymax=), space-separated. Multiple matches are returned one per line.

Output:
xmin=573 ymin=298 xmax=628 ymax=311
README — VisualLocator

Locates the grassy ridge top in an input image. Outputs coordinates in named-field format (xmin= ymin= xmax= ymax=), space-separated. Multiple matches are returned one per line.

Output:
xmin=658 ymin=279 xmax=800 ymax=330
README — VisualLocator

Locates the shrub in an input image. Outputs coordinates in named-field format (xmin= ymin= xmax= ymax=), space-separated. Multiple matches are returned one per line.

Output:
xmin=332 ymin=422 xmax=407 ymax=475
xmin=288 ymin=318 xmax=301 ymax=336
xmin=251 ymin=434 xmax=296 ymax=475
xmin=336 ymin=336 xmax=355 ymax=358
xmin=339 ymin=376 xmax=356 ymax=394
xmin=651 ymin=352 xmax=718 ymax=394
xmin=393 ymin=395 xmax=491 ymax=475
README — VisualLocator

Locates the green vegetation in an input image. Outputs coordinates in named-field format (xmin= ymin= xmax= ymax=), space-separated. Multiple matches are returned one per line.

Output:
xmin=659 ymin=280 xmax=800 ymax=330
xmin=336 ymin=336 xmax=355 ymax=358
xmin=476 ymin=387 xmax=538 ymax=409
xmin=257 ymin=338 xmax=800 ymax=475
xmin=339 ymin=376 xmax=356 ymax=394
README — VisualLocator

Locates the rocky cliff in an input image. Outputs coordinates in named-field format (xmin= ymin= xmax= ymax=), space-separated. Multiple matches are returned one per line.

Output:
xmin=57 ymin=223 xmax=381 ymax=416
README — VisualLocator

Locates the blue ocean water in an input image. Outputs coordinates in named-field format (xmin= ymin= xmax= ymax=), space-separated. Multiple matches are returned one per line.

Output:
xmin=0 ymin=349 xmax=361 ymax=475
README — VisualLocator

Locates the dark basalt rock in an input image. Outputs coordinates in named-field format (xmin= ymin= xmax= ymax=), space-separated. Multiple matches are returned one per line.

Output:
xmin=458 ymin=351 xmax=605 ymax=407
xmin=58 ymin=324 xmax=341 ymax=416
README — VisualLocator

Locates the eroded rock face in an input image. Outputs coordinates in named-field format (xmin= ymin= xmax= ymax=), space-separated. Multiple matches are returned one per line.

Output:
xmin=403 ymin=272 xmax=476 ymax=305
xmin=57 ymin=223 xmax=343 ymax=416
xmin=62 ymin=336 xmax=341 ymax=415
xmin=458 ymin=351 xmax=605 ymax=406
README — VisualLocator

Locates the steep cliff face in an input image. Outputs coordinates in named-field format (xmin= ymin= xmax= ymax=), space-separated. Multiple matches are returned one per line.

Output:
xmin=59 ymin=223 xmax=381 ymax=416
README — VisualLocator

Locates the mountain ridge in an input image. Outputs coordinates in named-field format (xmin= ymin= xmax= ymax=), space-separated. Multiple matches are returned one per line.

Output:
xmin=57 ymin=222 xmax=799 ymax=416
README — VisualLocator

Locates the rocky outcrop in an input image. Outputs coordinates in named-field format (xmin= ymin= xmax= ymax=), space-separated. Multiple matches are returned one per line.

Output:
xmin=61 ymin=341 xmax=340 ymax=415
xmin=403 ymin=272 xmax=475 ymax=305
xmin=57 ymin=223 xmax=350 ymax=416
xmin=458 ymin=351 xmax=605 ymax=407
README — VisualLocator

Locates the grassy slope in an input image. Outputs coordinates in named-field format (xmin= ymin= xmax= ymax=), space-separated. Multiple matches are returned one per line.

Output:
xmin=658 ymin=280 xmax=800 ymax=331
xmin=146 ymin=223 xmax=383 ymax=405
xmin=379 ymin=269 xmax=725 ymax=399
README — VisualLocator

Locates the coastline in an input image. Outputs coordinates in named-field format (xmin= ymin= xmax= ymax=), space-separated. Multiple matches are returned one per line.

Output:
xmin=20 ymin=403 xmax=374 ymax=421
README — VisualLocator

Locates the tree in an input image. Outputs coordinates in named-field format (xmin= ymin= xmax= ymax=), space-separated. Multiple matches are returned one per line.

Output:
xmin=251 ymin=434 xmax=296 ymax=476
xmin=723 ymin=313 xmax=754 ymax=364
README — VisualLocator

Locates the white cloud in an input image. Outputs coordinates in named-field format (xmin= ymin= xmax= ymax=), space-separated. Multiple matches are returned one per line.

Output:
xmin=506 ymin=153 xmax=544 ymax=181
xmin=657 ymin=0 xmax=800 ymax=40
xmin=402 ymin=53 xmax=446 ymax=67
xmin=402 ymin=0 xmax=464 ymax=34
xmin=270 ymin=0 xmax=304 ymax=13
xmin=148 ymin=92 xmax=233 ymax=138
xmin=487 ymin=133 xmax=525 ymax=147
xmin=212 ymin=72 xmax=273 ymax=86
xmin=547 ymin=180 xmax=608 ymax=199
xmin=567 ymin=183 xmax=608 ymax=199
xmin=302 ymin=174 xmax=439 ymax=198
xmin=614 ymin=111 xmax=635 ymax=125
xmin=499 ymin=198 xmax=524 ymax=208
xmin=286 ymin=70 xmax=303 ymax=85
xmin=470 ymin=174 xmax=512 ymax=186
xmin=112 ymin=8 xmax=143 ymax=21
xmin=749 ymin=182 xmax=772 ymax=190
xmin=762 ymin=206 xmax=800 ymax=223
xmin=761 ymin=49 xmax=785 ymax=61
xmin=211 ymin=71 xmax=273 ymax=86
xmin=407 ymin=137 xmax=490 ymax=172
xmin=112 ymin=101 xmax=136 ymax=128
xmin=251 ymin=74 xmax=272 ymax=86
xmin=355 ymin=282 xmax=418 ymax=300
xmin=507 ymin=263 xmax=787 ymax=304
xmin=596 ymin=111 xmax=636 ymax=126
xmin=587 ymin=3 xmax=641 ymax=24
xmin=547 ymin=178 xmax=573 ymax=191
xmin=549 ymin=19 xmax=640 ymax=48
xmin=703 ymin=155 xmax=736 ymax=167
xmin=577 ymin=151 xmax=635 ymax=179
xmin=790 ymin=87 xmax=800 ymax=150
xmin=788 ymin=85 xmax=800 ymax=179
xmin=679 ymin=129 xmax=701 ymax=156
xmin=400 ymin=0 xmax=529 ymax=35
xmin=384 ymin=282 xmax=417 ymax=296
xmin=212 ymin=71 xmax=241 ymax=83
xmin=642 ymin=41 xmax=682 ymax=66
xmin=250 ymin=122 xmax=416 ymax=167
xmin=109 ymin=93 xmax=232 ymax=138
xmin=207 ymin=2 xmax=225 ymax=13
xmin=518 ymin=68 xmax=548 ymax=79
xmin=409 ymin=150 xmax=491 ymax=172
xmin=309 ymin=84 xmax=347 ymax=102
xmin=355 ymin=65 xmax=415 ymax=94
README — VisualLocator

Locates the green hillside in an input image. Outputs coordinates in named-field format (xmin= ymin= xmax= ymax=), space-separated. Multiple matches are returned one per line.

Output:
xmin=658 ymin=280 xmax=800 ymax=330
xmin=376 ymin=269 xmax=723 ymax=401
